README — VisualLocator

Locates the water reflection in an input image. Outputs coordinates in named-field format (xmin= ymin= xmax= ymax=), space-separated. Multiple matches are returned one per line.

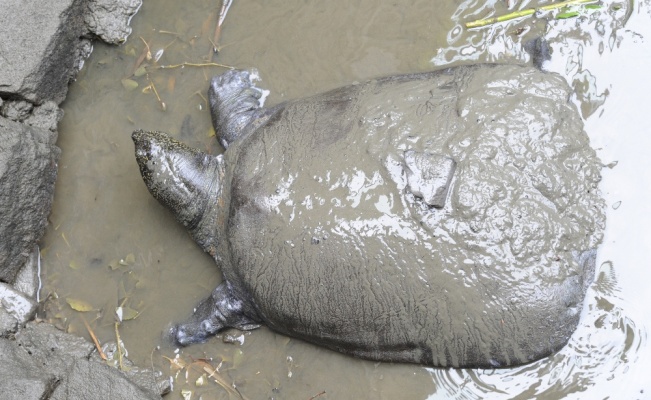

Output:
xmin=429 ymin=0 xmax=651 ymax=398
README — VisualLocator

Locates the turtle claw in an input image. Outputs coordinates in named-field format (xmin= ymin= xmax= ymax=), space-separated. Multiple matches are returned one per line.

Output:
xmin=209 ymin=69 xmax=267 ymax=148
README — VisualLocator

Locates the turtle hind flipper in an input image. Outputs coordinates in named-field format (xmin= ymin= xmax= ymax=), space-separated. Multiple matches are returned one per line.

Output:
xmin=209 ymin=69 xmax=267 ymax=149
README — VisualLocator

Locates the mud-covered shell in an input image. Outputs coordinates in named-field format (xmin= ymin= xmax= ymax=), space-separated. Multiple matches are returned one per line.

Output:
xmin=217 ymin=64 xmax=605 ymax=367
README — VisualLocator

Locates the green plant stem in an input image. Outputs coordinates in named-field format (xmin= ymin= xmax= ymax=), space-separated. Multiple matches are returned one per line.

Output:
xmin=465 ymin=0 xmax=598 ymax=28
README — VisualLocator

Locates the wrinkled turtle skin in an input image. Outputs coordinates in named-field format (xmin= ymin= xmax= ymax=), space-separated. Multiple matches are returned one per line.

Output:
xmin=132 ymin=64 xmax=605 ymax=368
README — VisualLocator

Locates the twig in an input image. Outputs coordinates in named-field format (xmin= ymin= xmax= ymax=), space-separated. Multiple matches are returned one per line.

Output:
xmin=212 ymin=0 xmax=233 ymax=53
xmin=61 ymin=232 xmax=71 ymax=248
xmin=140 ymin=36 xmax=153 ymax=60
xmin=156 ymin=62 xmax=234 ymax=70
xmin=189 ymin=359 xmax=246 ymax=399
xmin=465 ymin=0 xmax=598 ymax=28
xmin=145 ymin=74 xmax=166 ymax=111
xmin=114 ymin=322 xmax=124 ymax=370
xmin=82 ymin=316 xmax=107 ymax=361
xmin=194 ymin=91 xmax=209 ymax=110
xmin=308 ymin=391 xmax=326 ymax=400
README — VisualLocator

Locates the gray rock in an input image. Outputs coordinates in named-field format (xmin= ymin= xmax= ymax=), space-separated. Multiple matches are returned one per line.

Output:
xmin=0 ymin=116 xmax=59 ymax=284
xmin=13 ymin=246 xmax=41 ymax=299
xmin=0 ymin=322 xmax=163 ymax=400
xmin=0 ymin=307 xmax=18 ymax=337
xmin=0 ymin=0 xmax=89 ymax=104
xmin=94 ymin=342 xmax=172 ymax=396
xmin=85 ymin=0 xmax=143 ymax=44
xmin=16 ymin=321 xmax=95 ymax=361
xmin=24 ymin=101 xmax=65 ymax=132
xmin=0 ymin=339 xmax=60 ymax=400
xmin=0 ymin=283 xmax=37 ymax=324
xmin=52 ymin=359 xmax=161 ymax=400
xmin=0 ymin=100 xmax=33 ymax=122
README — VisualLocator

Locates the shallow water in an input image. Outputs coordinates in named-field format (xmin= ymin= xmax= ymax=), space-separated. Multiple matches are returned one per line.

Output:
xmin=42 ymin=0 xmax=651 ymax=398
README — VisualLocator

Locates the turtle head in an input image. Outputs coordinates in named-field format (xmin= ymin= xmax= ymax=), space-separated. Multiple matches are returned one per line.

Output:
xmin=132 ymin=130 xmax=223 ymax=236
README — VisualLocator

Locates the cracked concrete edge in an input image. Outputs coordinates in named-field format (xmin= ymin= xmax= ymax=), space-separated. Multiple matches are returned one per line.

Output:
xmin=0 ymin=0 xmax=143 ymax=112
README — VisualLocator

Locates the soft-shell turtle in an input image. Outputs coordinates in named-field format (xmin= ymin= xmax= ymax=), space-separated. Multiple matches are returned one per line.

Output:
xmin=132 ymin=64 xmax=605 ymax=368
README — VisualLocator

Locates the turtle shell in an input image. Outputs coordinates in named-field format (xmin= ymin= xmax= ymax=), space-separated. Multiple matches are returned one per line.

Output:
xmin=217 ymin=64 xmax=605 ymax=367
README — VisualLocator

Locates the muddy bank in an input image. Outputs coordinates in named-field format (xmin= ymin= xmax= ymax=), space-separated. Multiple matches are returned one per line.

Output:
xmin=0 ymin=0 xmax=170 ymax=397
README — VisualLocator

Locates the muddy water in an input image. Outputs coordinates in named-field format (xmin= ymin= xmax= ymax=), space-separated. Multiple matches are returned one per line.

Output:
xmin=42 ymin=0 xmax=650 ymax=399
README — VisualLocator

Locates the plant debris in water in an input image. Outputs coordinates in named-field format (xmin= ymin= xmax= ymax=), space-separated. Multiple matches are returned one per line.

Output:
xmin=120 ymin=2 xmax=236 ymax=112
xmin=65 ymin=297 xmax=94 ymax=312
xmin=163 ymin=354 xmax=248 ymax=399
xmin=465 ymin=0 xmax=601 ymax=28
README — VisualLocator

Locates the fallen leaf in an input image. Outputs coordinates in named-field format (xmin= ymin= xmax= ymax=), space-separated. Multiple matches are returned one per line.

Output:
xmin=115 ymin=306 xmax=140 ymax=322
xmin=125 ymin=253 xmax=136 ymax=264
xmin=121 ymin=78 xmax=139 ymax=91
xmin=163 ymin=355 xmax=187 ymax=372
xmin=134 ymin=66 xmax=147 ymax=77
xmin=66 ymin=298 xmax=94 ymax=312
xmin=108 ymin=259 xmax=121 ymax=270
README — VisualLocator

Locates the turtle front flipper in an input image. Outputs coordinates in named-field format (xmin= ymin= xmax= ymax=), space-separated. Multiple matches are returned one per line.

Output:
xmin=172 ymin=281 xmax=261 ymax=345
xmin=209 ymin=69 xmax=269 ymax=148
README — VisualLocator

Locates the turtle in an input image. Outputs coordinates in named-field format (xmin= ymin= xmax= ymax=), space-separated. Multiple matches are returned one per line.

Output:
xmin=131 ymin=64 xmax=605 ymax=368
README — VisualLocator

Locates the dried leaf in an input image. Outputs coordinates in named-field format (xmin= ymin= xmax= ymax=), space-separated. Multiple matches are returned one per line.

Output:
xmin=134 ymin=66 xmax=147 ymax=77
xmin=181 ymin=389 xmax=192 ymax=400
xmin=192 ymin=360 xmax=241 ymax=398
xmin=163 ymin=355 xmax=187 ymax=372
xmin=66 ymin=298 xmax=94 ymax=312
xmin=121 ymin=78 xmax=139 ymax=91
xmin=108 ymin=259 xmax=121 ymax=270
xmin=167 ymin=76 xmax=176 ymax=93
xmin=115 ymin=306 xmax=140 ymax=322
xmin=233 ymin=348 xmax=244 ymax=368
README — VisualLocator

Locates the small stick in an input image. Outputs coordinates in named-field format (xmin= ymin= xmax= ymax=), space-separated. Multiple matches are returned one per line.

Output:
xmin=61 ymin=232 xmax=71 ymax=248
xmin=308 ymin=391 xmax=326 ymax=400
xmin=115 ymin=322 xmax=125 ymax=370
xmin=465 ymin=0 xmax=598 ymax=28
xmin=195 ymin=91 xmax=209 ymax=110
xmin=140 ymin=36 xmax=153 ymax=60
xmin=127 ymin=37 xmax=152 ymax=77
xmin=82 ymin=316 xmax=107 ymax=361
xmin=212 ymin=0 xmax=233 ymax=53
xmin=145 ymin=74 xmax=166 ymax=111
xmin=156 ymin=62 xmax=234 ymax=70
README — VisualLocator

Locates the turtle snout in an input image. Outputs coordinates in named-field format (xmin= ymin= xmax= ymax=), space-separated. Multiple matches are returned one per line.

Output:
xmin=132 ymin=130 xmax=155 ymax=159
xmin=132 ymin=130 xmax=154 ymax=166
